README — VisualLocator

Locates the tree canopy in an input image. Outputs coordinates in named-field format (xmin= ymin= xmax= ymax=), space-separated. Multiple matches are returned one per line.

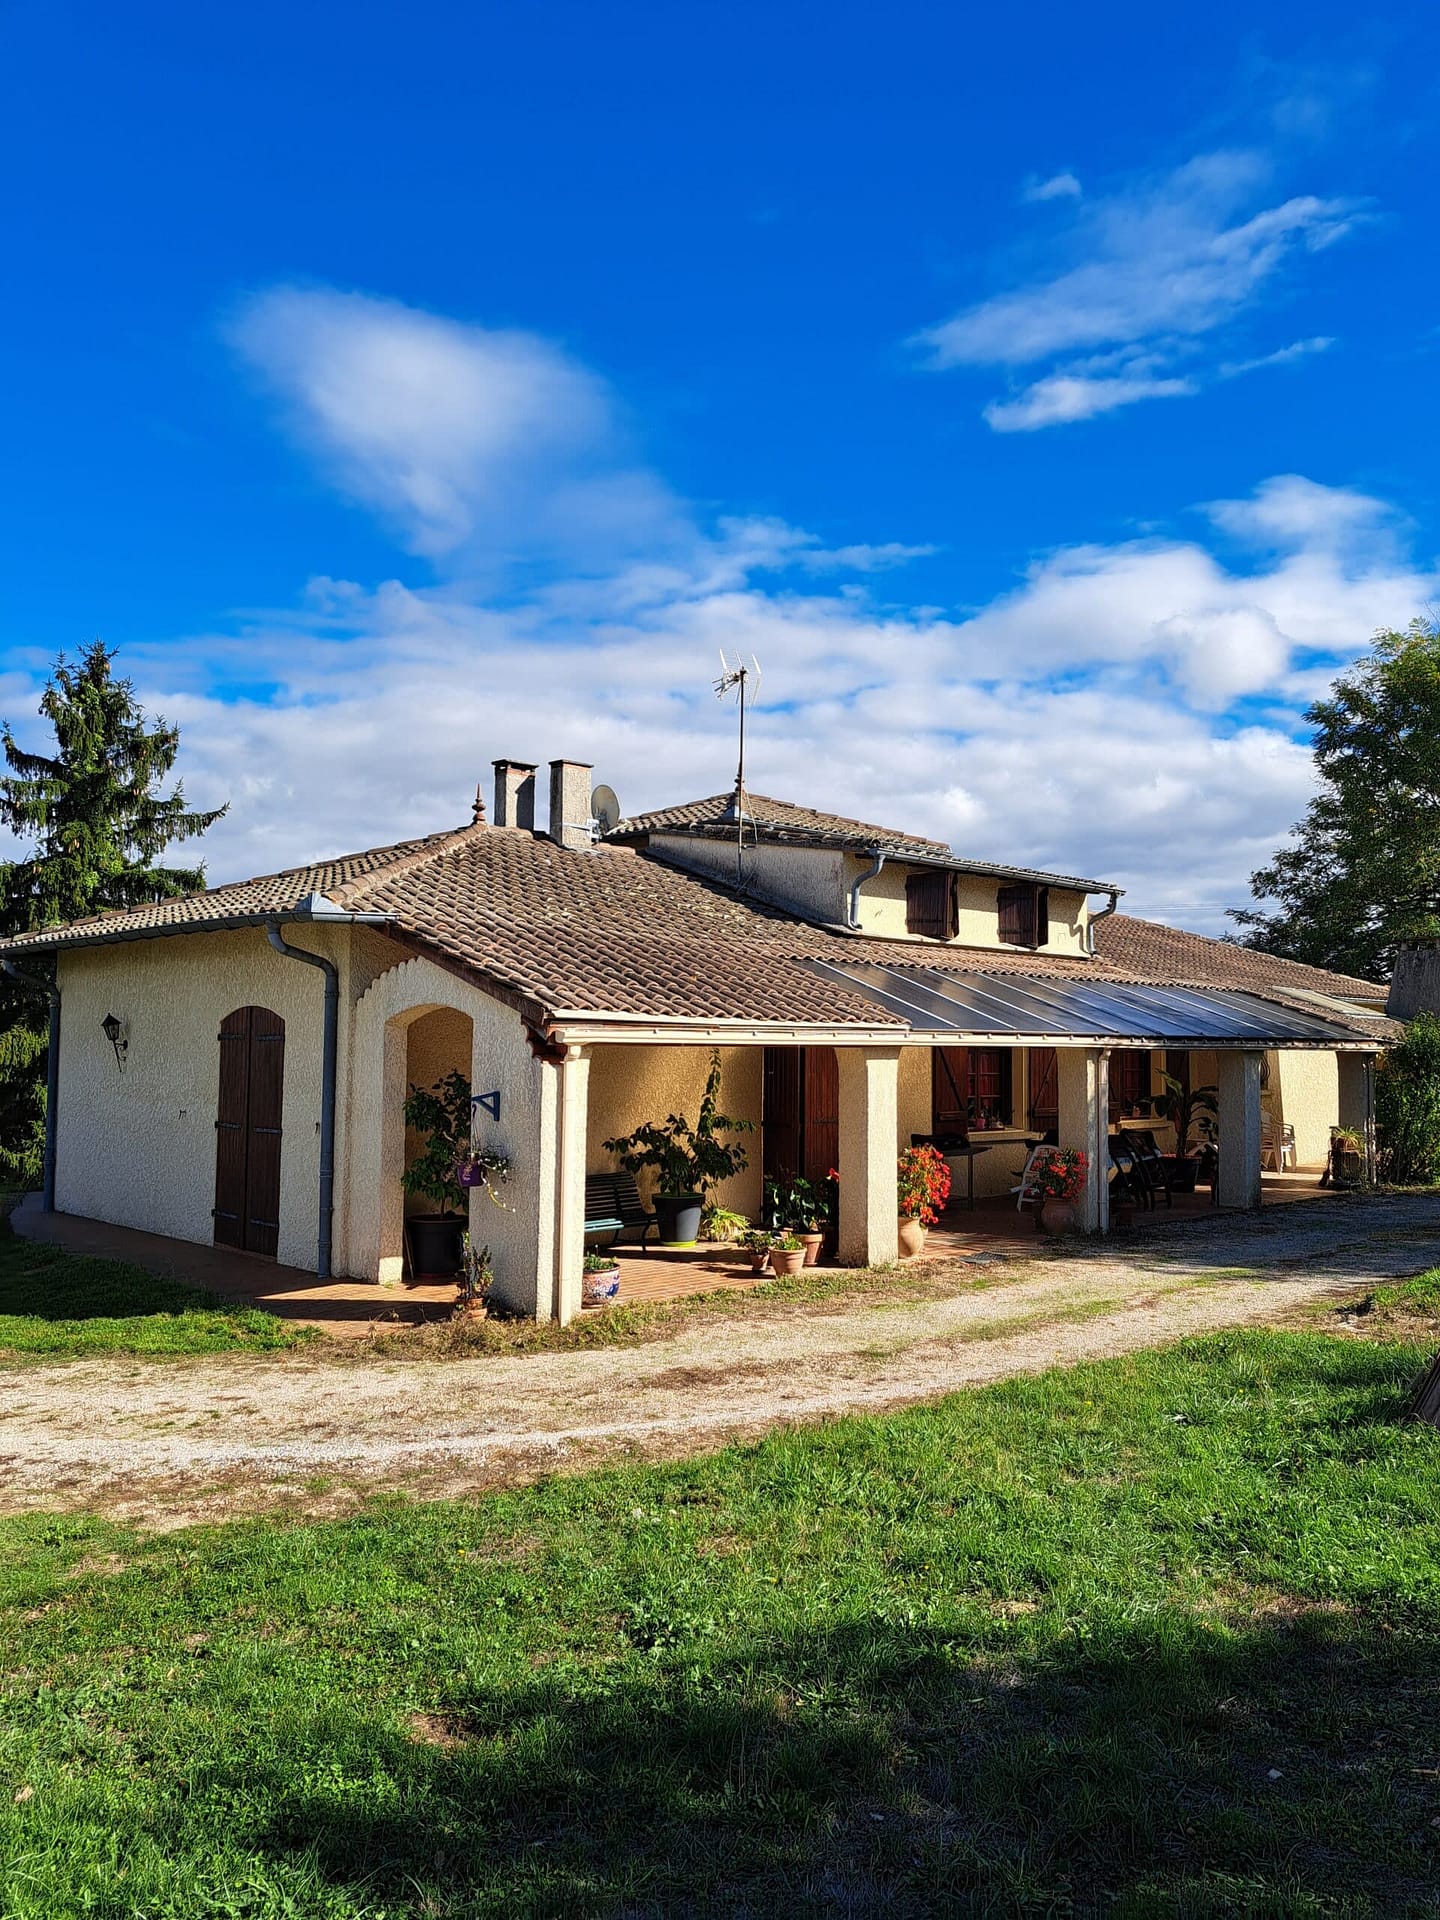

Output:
xmin=0 ymin=642 xmax=225 ymax=1184
xmin=1232 ymin=620 xmax=1440 ymax=981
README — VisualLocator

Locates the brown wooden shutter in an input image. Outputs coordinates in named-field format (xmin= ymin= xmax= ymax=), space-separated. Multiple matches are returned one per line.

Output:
xmin=906 ymin=870 xmax=951 ymax=939
xmin=762 ymin=1048 xmax=802 ymax=1184
xmin=1035 ymin=886 xmax=1050 ymax=947
xmin=999 ymin=882 xmax=1044 ymax=948
xmin=1028 ymin=1047 xmax=1059 ymax=1131
xmin=213 ymin=1006 xmax=285 ymax=1259
xmin=931 ymin=1047 xmax=971 ymax=1134
xmin=802 ymin=1047 xmax=838 ymax=1188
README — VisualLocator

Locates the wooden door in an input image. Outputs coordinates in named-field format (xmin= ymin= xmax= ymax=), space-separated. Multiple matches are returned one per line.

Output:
xmin=802 ymin=1046 xmax=838 ymax=1189
xmin=762 ymin=1046 xmax=839 ymax=1192
xmin=214 ymin=1006 xmax=285 ymax=1258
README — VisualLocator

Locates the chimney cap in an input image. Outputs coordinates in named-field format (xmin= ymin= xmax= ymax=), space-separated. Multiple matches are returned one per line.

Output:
xmin=492 ymin=756 xmax=538 ymax=771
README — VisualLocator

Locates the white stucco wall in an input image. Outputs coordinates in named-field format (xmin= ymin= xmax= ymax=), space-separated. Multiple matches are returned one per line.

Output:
xmin=53 ymin=926 xmax=352 ymax=1272
xmin=586 ymin=1044 xmax=763 ymax=1218
xmin=1274 ymin=1049 xmax=1340 ymax=1168
xmin=648 ymin=833 xmax=849 ymax=925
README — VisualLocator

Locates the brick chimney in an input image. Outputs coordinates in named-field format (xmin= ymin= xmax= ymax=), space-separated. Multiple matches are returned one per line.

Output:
xmin=548 ymin=759 xmax=594 ymax=850
xmin=492 ymin=759 xmax=537 ymax=830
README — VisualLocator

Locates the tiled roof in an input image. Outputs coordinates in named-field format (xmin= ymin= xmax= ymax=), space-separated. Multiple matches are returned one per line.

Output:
xmin=1 ymin=818 xmax=1393 ymax=1038
xmin=611 ymin=791 xmax=951 ymax=858
xmin=610 ymin=789 xmax=1119 ymax=892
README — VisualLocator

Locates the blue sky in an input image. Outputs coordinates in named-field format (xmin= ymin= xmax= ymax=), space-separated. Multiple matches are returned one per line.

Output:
xmin=2 ymin=0 xmax=1438 ymax=931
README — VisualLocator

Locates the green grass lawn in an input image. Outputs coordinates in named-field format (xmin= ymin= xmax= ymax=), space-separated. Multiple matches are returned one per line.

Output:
xmin=0 ymin=1226 xmax=316 ymax=1356
xmin=5 ymin=1317 xmax=1440 ymax=1917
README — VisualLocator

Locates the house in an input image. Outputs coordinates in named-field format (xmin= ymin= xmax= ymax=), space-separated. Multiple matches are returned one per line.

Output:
xmin=0 ymin=757 xmax=1394 ymax=1321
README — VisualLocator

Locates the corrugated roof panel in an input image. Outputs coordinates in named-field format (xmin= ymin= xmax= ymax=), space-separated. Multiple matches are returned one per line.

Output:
xmin=808 ymin=961 xmax=1374 ymax=1046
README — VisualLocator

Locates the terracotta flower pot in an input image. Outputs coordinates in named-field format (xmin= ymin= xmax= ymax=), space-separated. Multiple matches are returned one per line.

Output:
xmin=769 ymin=1246 xmax=807 ymax=1276
xmin=897 ymin=1216 xmax=927 ymax=1258
xmin=747 ymin=1249 xmax=771 ymax=1274
xmin=799 ymin=1231 xmax=824 ymax=1267
xmin=1039 ymin=1199 xmax=1078 ymax=1235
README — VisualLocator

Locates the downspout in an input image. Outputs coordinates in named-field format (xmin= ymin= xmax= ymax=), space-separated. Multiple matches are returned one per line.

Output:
xmin=1 ymin=956 xmax=59 ymax=1212
xmin=1086 ymin=888 xmax=1121 ymax=956
xmin=847 ymin=850 xmax=886 ymax=930
xmin=266 ymin=924 xmax=338 ymax=1280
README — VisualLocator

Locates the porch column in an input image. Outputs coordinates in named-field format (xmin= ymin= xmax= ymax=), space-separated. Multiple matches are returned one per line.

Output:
xmin=837 ymin=1046 xmax=902 ymax=1267
xmin=1216 ymin=1050 xmax=1264 ymax=1209
xmin=551 ymin=1045 xmax=591 ymax=1326
xmin=1056 ymin=1047 xmax=1109 ymax=1233
xmin=1337 ymin=1051 xmax=1378 ymax=1185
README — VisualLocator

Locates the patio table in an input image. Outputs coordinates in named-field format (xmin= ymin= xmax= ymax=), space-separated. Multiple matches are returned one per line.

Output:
xmin=943 ymin=1130 xmax=1044 ymax=1209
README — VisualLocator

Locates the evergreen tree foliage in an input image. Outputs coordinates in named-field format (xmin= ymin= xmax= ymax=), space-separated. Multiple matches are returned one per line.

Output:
xmin=0 ymin=643 xmax=226 ymax=1186
xmin=1231 ymin=621 xmax=1440 ymax=981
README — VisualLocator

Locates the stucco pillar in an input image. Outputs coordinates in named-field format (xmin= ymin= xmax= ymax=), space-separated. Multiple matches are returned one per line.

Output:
xmin=1337 ymin=1051 xmax=1377 ymax=1184
xmin=1216 ymin=1050 xmax=1264 ymax=1209
xmin=837 ymin=1046 xmax=902 ymax=1266
xmin=551 ymin=1045 xmax=591 ymax=1325
xmin=375 ymin=1017 xmax=410 ymax=1285
xmin=1056 ymin=1047 xmax=1109 ymax=1233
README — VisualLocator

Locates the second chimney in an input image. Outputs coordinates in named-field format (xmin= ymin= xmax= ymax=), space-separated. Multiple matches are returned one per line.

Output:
xmin=492 ymin=759 xmax=537 ymax=830
xmin=549 ymin=759 xmax=594 ymax=851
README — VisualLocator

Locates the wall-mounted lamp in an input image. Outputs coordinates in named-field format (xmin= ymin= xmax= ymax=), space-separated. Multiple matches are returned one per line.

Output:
xmin=101 ymin=1012 xmax=129 ymax=1071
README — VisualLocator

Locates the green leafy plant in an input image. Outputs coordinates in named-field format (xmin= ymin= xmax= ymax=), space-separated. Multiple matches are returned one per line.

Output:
xmin=603 ymin=1050 xmax=754 ymax=1197
xmin=737 ymin=1226 xmax=772 ymax=1254
xmin=459 ymin=1233 xmax=492 ymax=1307
xmin=1030 ymin=1146 xmax=1088 ymax=1202
xmin=583 ymin=1250 xmax=620 ymax=1274
xmin=1377 ymin=1013 xmax=1440 ymax=1185
xmin=1156 ymin=1072 xmax=1219 ymax=1156
xmin=401 ymin=1071 xmax=473 ymax=1215
xmin=769 ymin=1232 xmax=803 ymax=1252
xmin=700 ymin=1204 xmax=749 ymax=1243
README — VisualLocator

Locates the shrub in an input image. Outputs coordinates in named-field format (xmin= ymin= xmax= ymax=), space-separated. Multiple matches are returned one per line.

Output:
xmin=1376 ymin=1013 xmax=1440 ymax=1185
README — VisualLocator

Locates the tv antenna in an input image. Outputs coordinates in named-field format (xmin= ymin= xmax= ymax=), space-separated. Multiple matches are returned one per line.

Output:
xmin=714 ymin=652 xmax=761 ymax=885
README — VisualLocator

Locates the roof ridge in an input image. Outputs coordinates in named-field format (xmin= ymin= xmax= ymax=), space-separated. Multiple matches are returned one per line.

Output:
xmin=1106 ymin=911 xmax=1384 ymax=994
xmin=330 ymin=821 xmax=486 ymax=907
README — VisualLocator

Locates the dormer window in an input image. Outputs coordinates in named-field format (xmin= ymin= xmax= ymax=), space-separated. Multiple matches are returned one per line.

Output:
xmin=905 ymin=870 xmax=956 ymax=939
xmin=998 ymin=881 xmax=1049 ymax=948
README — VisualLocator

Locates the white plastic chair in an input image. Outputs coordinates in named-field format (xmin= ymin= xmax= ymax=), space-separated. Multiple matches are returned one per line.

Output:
xmin=1012 ymin=1144 xmax=1060 ymax=1213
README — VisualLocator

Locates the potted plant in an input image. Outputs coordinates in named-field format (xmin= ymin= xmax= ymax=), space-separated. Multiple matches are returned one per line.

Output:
xmin=1154 ymin=1073 xmax=1218 ymax=1194
xmin=897 ymin=1144 xmax=952 ymax=1257
xmin=402 ymin=1070 xmax=474 ymax=1278
xmin=456 ymin=1233 xmax=492 ymax=1317
xmin=1328 ymin=1126 xmax=1366 ymax=1190
xmin=603 ymin=1050 xmax=754 ymax=1246
xmin=738 ymin=1226 xmax=773 ymax=1274
xmin=582 ymin=1249 xmax=622 ymax=1305
xmin=1030 ymin=1147 xmax=1088 ymax=1233
xmin=700 ymin=1204 xmax=749 ymax=1245
xmin=768 ymin=1232 xmax=806 ymax=1277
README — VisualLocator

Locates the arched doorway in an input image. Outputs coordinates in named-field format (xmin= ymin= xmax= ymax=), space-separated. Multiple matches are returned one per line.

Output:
xmin=213 ymin=1005 xmax=285 ymax=1257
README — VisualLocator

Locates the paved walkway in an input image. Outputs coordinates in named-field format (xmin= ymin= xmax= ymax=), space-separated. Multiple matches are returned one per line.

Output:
xmin=4 ymin=1193 xmax=1437 ymax=1529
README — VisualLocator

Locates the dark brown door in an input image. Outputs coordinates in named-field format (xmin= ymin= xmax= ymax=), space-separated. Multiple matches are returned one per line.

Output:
xmin=762 ymin=1046 xmax=838 ymax=1192
xmin=214 ymin=1006 xmax=285 ymax=1258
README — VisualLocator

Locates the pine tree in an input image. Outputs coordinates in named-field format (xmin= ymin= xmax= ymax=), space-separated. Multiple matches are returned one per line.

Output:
xmin=1231 ymin=621 xmax=1440 ymax=981
xmin=0 ymin=642 xmax=226 ymax=1186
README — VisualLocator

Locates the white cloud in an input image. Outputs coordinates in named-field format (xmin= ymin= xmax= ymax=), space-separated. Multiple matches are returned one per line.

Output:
xmin=1218 ymin=334 xmax=1334 ymax=378
xmin=1022 ymin=170 xmax=1082 ymax=203
xmin=983 ymin=372 xmax=1196 ymax=432
xmin=227 ymin=285 xmax=686 ymax=563
xmin=916 ymin=147 xmax=1362 ymax=430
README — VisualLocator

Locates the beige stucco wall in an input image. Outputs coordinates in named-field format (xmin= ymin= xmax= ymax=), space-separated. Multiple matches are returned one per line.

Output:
xmin=648 ymin=833 xmax=849 ymax=925
xmin=53 ymin=925 xmax=355 ymax=1272
xmin=855 ymin=866 xmax=1090 ymax=956
xmin=586 ymin=1044 xmax=763 ymax=1219
xmin=1274 ymin=1049 xmax=1340 ymax=1167
xmin=401 ymin=1007 xmax=474 ymax=1217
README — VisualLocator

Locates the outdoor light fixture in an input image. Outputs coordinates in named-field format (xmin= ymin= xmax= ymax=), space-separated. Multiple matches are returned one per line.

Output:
xmin=101 ymin=1012 xmax=128 ymax=1071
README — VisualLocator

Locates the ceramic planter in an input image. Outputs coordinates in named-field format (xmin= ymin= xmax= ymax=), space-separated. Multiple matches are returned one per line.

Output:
xmin=769 ymin=1245 xmax=807 ymax=1276
xmin=654 ymin=1192 xmax=704 ymax=1245
xmin=897 ymin=1216 xmax=927 ymax=1258
xmin=799 ymin=1231 xmax=825 ymax=1267
xmin=1039 ymin=1199 xmax=1078 ymax=1235
xmin=746 ymin=1249 xmax=771 ymax=1274
xmin=582 ymin=1265 xmax=622 ymax=1305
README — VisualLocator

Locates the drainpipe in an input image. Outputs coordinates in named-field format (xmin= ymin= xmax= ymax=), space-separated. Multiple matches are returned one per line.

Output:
xmin=266 ymin=923 xmax=338 ymax=1280
xmin=1087 ymin=888 xmax=1121 ymax=956
xmin=1 ymin=956 xmax=59 ymax=1212
xmin=847 ymin=851 xmax=886 ymax=930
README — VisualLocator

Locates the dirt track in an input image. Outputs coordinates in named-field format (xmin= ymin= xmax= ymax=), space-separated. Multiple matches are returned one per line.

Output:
xmin=4 ymin=1195 xmax=1439 ymax=1528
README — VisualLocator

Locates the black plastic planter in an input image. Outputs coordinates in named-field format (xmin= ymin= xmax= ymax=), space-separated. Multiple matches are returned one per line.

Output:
xmin=654 ymin=1192 xmax=704 ymax=1245
xmin=408 ymin=1215 xmax=465 ymax=1278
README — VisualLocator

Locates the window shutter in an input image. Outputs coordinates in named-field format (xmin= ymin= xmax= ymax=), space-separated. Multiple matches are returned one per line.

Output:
xmin=1035 ymin=886 xmax=1049 ymax=947
xmin=906 ymin=870 xmax=951 ymax=939
xmin=998 ymin=882 xmax=1044 ymax=948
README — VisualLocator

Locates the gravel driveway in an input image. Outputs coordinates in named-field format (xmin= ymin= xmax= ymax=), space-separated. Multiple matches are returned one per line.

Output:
xmin=5 ymin=1195 xmax=1439 ymax=1528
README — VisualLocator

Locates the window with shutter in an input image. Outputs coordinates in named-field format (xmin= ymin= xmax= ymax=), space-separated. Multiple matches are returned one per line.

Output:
xmin=931 ymin=1047 xmax=1014 ymax=1132
xmin=905 ymin=869 xmax=953 ymax=939
xmin=998 ymin=881 xmax=1047 ymax=948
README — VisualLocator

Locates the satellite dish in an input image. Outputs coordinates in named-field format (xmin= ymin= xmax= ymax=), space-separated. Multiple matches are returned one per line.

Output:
xmin=591 ymin=783 xmax=622 ymax=836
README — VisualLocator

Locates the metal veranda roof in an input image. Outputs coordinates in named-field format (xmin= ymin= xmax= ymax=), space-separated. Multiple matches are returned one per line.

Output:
xmin=807 ymin=960 xmax=1376 ymax=1049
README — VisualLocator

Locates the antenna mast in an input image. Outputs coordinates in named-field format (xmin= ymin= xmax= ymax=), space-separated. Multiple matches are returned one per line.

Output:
xmin=714 ymin=651 xmax=761 ymax=885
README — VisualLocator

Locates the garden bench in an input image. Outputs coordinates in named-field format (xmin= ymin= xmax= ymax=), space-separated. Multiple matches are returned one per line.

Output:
xmin=583 ymin=1172 xmax=657 ymax=1251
